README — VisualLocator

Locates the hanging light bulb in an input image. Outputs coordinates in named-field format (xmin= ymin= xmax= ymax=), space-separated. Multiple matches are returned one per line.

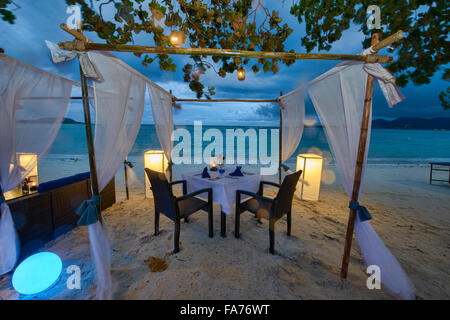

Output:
xmin=237 ymin=67 xmax=245 ymax=81
xmin=169 ymin=30 xmax=186 ymax=47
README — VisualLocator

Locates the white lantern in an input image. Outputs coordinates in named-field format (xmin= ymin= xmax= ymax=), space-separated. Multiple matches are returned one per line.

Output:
xmin=4 ymin=153 xmax=39 ymax=199
xmin=144 ymin=150 xmax=168 ymax=198
xmin=296 ymin=153 xmax=323 ymax=201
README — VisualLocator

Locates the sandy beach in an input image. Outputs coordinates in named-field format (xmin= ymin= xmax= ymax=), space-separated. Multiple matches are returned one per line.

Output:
xmin=0 ymin=163 xmax=449 ymax=300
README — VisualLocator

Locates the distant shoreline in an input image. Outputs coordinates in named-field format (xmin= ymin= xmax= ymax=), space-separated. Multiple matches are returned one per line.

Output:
xmin=62 ymin=117 xmax=450 ymax=130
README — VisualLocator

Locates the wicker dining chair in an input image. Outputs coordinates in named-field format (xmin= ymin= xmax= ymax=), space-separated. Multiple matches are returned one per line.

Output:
xmin=145 ymin=168 xmax=213 ymax=253
xmin=235 ymin=170 xmax=302 ymax=254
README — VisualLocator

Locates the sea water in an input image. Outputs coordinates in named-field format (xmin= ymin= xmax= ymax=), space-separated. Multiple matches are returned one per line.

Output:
xmin=39 ymin=124 xmax=450 ymax=185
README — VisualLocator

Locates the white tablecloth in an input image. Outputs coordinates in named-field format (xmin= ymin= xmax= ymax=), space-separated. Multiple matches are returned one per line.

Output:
xmin=182 ymin=170 xmax=261 ymax=215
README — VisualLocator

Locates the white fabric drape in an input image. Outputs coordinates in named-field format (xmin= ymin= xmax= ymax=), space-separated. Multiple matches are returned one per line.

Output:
xmin=0 ymin=203 xmax=19 ymax=275
xmin=309 ymin=61 xmax=414 ymax=299
xmin=309 ymin=62 xmax=370 ymax=192
xmin=88 ymin=52 xmax=146 ymax=192
xmin=45 ymin=41 xmax=103 ymax=81
xmin=88 ymin=219 xmax=112 ymax=300
xmin=0 ymin=54 xmax=72 ymax=274
xmin=363 ymin=63 xmax=405 ymax=107
xmin=278 ymin=89 xmax=305 ymax=162
xmin=83 ymin=52 xmax=146 ymax=300
xmin=354 ymin=215 xmax=415 ymax=299
xmin=45 ymin=40 xmax=77 ymax=63
xmin=147 ymin=84 xmax=174 ymax=164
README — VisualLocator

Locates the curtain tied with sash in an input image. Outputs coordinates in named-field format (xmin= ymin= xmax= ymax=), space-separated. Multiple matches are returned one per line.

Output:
xmin=0 ymin=54 xmax=72 ymax=275
xmin=308 ymin=61 xmax=415 ymax=299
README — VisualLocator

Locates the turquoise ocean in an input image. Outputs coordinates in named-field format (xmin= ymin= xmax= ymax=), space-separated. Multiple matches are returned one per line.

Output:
xmin=39 ymin=124 xmax=450 ymax=186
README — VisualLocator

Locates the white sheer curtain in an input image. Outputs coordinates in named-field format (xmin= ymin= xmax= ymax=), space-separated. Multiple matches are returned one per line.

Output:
xmin=88 ymin=52 xmax=146 ymax=192
xmin=147 ymin=83 xmax=174 ymax=165
xmin=278 ymin=89 xmax=305 ymax=162
xmin=0 ymin=54 xmax=72 ymax=274
xmin=309 ymin=62 xmax=370 ymax=191
xmin=83 ymin=51 xmax=146 ymax=300
xmin=309 ymin=61 xmax=414 ymax=299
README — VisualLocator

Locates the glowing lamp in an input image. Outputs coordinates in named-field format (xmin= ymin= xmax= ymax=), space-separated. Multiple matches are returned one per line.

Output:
xmin=144 ymin=150 xmax=168 ymax=198
xmin=4 ymin=153 xmax=39 ymax=199
xmin=296 ymin=153 xmax=323 ymax=201
xmin=169 ymin=30 xmax=186 ymax=47
xmin=12 ymin=252 xmax=62 ymax=295
xmin=237 ymin=68 xmax=245 ymax=81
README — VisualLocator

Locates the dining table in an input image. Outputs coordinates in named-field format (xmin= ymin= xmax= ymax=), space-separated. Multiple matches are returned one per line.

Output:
xmin=182 ymin=168 xmax=262 ymax=237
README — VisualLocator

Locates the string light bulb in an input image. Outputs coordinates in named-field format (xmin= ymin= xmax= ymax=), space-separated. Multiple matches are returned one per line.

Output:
xmin=169 ymin=30 xmax=186 ymax=47
xmin=237 ymin=67 xmax=245 ymax=81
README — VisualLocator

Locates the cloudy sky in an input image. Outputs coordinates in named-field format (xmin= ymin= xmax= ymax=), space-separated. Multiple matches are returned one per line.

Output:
xmin=1 ymin=0 xmax=448 ymax=125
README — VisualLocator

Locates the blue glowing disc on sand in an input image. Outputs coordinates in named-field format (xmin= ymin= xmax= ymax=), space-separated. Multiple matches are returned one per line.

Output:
xmin=12 ymin=252 xmax=62 ymax=295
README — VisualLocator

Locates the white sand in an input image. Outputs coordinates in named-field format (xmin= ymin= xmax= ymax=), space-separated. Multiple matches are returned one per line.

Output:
xmin=0 ymin=164 xmax=449 ymax=300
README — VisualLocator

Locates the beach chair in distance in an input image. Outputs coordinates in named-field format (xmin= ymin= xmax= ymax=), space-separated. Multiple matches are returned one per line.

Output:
xmin=145 ymin=168 xmax=213 ymax=253
xmin=235 ymin=170 xmax=302 ymax=254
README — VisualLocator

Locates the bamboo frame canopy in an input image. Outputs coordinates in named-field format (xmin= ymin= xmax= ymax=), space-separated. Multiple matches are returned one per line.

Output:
xmin=59 ymin=40 xmax=397 ymax=64
xmin=58 ymin=23 xmax=403 ymax=64
xmin=57 ymin=24 xmax=403 ymax=105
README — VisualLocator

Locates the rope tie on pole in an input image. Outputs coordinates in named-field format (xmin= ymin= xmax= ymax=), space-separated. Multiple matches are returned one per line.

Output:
xmin=124 ymin=160 xmax=134 ymax=168
xmin=76 ymin=195 xmax=101 ymax=226
xmin=349 ymin=201 xmax=372 ymax=222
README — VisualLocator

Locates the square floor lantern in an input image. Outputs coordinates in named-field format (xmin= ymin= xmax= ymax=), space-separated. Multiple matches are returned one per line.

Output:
xmin=296 ymin=153 xmax=323 ymax=201
xmin=144 ymin=150 xmax=168 ymax=198
xmin=5 ymin=153 xmax=39 ymax=199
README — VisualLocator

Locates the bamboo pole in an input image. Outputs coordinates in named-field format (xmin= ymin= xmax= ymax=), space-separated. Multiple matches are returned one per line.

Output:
xmin=0 ymin=184 xmax=4 ymax=217
xmin=76 ymin=24 xmax=102 ymax=217
xmin=61 ymin=23 xmax=89 ymax=42
xmin=58 ymin=40 xmax=393 ymax=64
xmin=371 ymin=31 xmax=404 ymax=52
xmin=80 ymin=63 xmax=102 ymax=219
xmin=174 ymin=98 xmax=279 ymax=103
xmin=0 ymin=185 xmax=3 ymax=198
xmin=169 ymin=90 xmax=173 ymax=183
xmin=124 ymin=160 xmax=129 ymax=200
xmin=278 ymin=91 xmax=283 ymax=184
xmin=340 ymin=33 xmax=380 ymax=280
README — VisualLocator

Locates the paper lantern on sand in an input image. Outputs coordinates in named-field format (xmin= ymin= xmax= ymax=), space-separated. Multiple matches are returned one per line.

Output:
xmin=144 ymin=150 xmax=168 ymax=198
xmin=296 ymin=153 xmax=323 ymax=201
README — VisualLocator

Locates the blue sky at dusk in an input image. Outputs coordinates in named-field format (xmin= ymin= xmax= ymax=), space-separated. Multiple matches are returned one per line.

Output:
xmin=1 ymin=0 xmax=448 ymax=125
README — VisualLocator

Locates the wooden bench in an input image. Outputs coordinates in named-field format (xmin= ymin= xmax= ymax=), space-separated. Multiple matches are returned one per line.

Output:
xmin=429 ymin=162 xmax=450 ymax=184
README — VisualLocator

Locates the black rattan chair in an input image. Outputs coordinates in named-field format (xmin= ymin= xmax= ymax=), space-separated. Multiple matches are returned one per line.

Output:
xmin=145 ymin=168 xmax=213 ymax=253
xmin=235 ymin=170 xmax=302 ymax=254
